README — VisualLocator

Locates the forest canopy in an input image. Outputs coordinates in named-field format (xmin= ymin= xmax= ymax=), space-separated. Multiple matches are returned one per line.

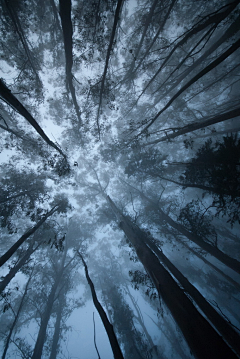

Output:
xmin=0 ymin=0 xmax=240 ymax=358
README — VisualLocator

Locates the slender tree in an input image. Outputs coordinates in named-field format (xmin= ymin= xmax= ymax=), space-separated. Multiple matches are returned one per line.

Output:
xmin=77 ymin=251 xmax=124 ymax=359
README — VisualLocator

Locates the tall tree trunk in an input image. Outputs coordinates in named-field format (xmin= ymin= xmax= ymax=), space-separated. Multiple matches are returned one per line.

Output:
xmin=2 ymin=272 xmax=32 ymax=359
xmin=0 ymin=79 xmax=65 ymax=157
xmin=124 ymin=285 xmax=159 ymax=358
xmin=96 ymin=0 xmax=124 ymax=136
xmin=132 ymin=0 xmax=177 ymax=76
xmin=144 ymin=235 xmax=240 ymax=356
xmin=31 ymin=250 xmax=67 ymax=359
xmin=3 ymin=0 xmax=41 ymax=84
xmin=155 ymin=13 xmax=240 ymax=99
xmin=126 ymin=0 xmax=159 ymax=77
xmin=59 ymin=0 xmax=82 ymax=128
xmin=0 ymin=205 xmax=58 ymax=268
xmin=134 ymin=1 xmax=239 ymax=103
xmin=127 ymin=182 xmax=240 ymax=274
xmin=173 ymin=235 xmax=240 ymax=291
xmin=0 ymin=241 xmax=41 ymax=294
xmin=49 ymin=290 xmax=65 ymax=359
xmin=139 ymin=37 xmax=240 ymax=135
xmin=107 ymin=195 xmax=238 ymax=359
xmin=77 ymin=252 xmax=124 ymax=359
xmin=144 ymin=107 xmax=240 ymax=145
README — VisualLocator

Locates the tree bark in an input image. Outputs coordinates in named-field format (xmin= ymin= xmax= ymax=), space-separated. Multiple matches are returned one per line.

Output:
xmin=107 ymin=195 xmax=238 ymax=359
xmin=96 ymin=0 xmax=124 ymax=136
xmin=0 ymin=79 xmax=65 ymax=157
xmin=144 ymin=236 xmax=240 ymax=356
xmin=124 ymin=183 xmax=240 ymax=274
xmin=3 ymin=0 xmax=41 ymax=84
xmin=0 ymin=205 xmax=58 ymax=267
xmin=135 ymin=1 xmax=239 ymax=103
xmin=144 ymin=107 xmax=240 ymax=146
xmin=132 ymin=0 xmax=177 ymax=76
xmin=77 ymin=251 xmax=124 ymax=359
xmin=31 ymin=250 xmax=67 ymax=359
xmin=0 ymin=241 xmax=41 ymax=294
xmin=49 ymin=290 xmax=65 ymax=359
xmin=139 ymin=37 xmax=240 ymax=135
xmin=2 ymin=272 xmax=32 ymax=359
xmin=59 ymin=0 xmax=82 ymax=127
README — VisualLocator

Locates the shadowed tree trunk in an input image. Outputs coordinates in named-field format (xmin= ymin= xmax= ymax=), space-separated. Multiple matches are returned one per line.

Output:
xmin=49 ymin=290 xmax=65 ymax=359
xmin=139 ymin=37 xmax=240 ymax=136
xmin=106 ymin=195 xmax=238 ymax=359
xmin=132 ymin=0 xmax=177 ymax=76
xmin=0 ymin=79 xmax=65 ymax=157
xmin=77 ymin=251 xmax=124 ymax=359
xmin=0 ymin=240 xmax=41 ymax=294
xmin=2 ymin=271 xmax=32 ymax=359
xmin=96 ymin=0 xmax=124 ymax=136
xmin=144 ymin=107 xmax=240 ymax=146
xmin=3 ymin=0 xmax=41 ymax=85
xmin=31 ymin=249 xmax=67 ymax=359
xmin=144 ymin=235 xmax=240 ymax=356
xmin=59 ymin=0 xmax=82 ymax=128
xmin=124 ymin=181 xmax=240 ymax=274
xmin=0 ymin=205 xmax=59 ymax=268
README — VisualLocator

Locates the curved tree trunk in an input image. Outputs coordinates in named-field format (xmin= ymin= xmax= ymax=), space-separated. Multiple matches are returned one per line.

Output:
xmin=77 ymin=252 xmax=124 ymax=359
xmin=31 ymin=249 xmax=67 ymax=359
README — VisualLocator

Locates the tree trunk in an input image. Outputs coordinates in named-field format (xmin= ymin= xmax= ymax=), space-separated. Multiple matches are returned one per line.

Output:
xmin=144 ymin=235 xmax=240 ymax=356
xmin=31 ymin=250 xmax=67 ymax=359
xmin=156 ymin=13 xmax=240 ymax=99
xmin=135 ymin=1 xmax=239 ymax=103
xmin=107 ymin=195 xmax=238 ymax=359
xmin=0 ymin=241 xmax=41 ymax=294
xmin=0 ymin=205 xmax=58 ymax=267
xmin=174 ymin=235 xmax=240 ymax=291
xmin=96 ymin=0 xmax=124 ymax=136
xmin=49 ymin=291 xmax=65 ymax=359
xmin=144 ymin=107 xmax=240 ymax=145
xmin=2 ymin=272 xmax=32 ymax=359
xmin=122 ymin=180 xmax=240 ymax=274
xmin=0 ymin=79 xmax=65 ymax=157
xmin=139 ymin=37 xmax=240 ymax=135
xmin=77 ymin=251 xmax=124 ymax=359
xmin=132 ymin=0 xmax=177 ymax=76
xmin=124 ymin=285 xmax=159 ymax=358
xmin=3 ymin=0 xmax=41 ymax=84
xmin=59 ymin=0 xmax=82 ymax=127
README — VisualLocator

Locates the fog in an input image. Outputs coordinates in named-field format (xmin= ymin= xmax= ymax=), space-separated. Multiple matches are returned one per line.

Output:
xmin=0 ymin=0 xmax=240 ymax=358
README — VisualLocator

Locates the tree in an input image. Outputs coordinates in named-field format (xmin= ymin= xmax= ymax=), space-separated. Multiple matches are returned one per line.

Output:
xmin=0 ymin=0 xmax=240 ymax=358
xmin=77 ymin=251 xmax=124 ymax=359
xmin=106 ymin=195 xmax=238 ymax=359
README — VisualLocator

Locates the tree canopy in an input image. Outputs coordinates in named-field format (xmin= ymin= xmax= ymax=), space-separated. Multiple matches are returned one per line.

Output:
xmin=0 ymin=0 xmax=240 ymax=358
